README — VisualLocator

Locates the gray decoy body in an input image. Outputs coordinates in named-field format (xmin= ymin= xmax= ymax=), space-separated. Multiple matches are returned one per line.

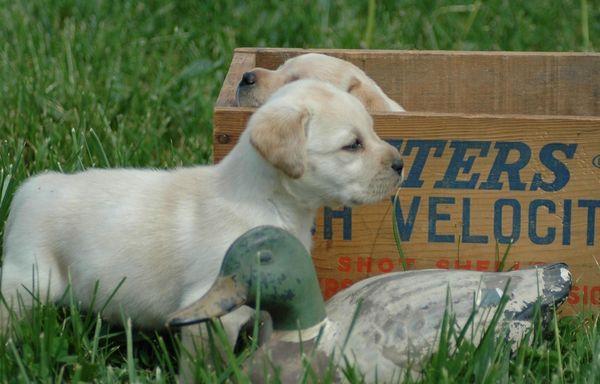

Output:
xmin=168 ymin=226 xmax=572 ymax=383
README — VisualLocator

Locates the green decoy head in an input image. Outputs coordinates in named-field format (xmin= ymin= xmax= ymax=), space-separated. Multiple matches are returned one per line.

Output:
xmin=168 ymin=226 xmax=327 ymax=331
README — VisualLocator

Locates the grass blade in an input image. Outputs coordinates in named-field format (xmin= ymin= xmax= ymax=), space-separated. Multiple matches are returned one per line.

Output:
xmin=363 ymin=0 xmax=376 ymax=48
xmin=552 ymin=306 xmax=564 ymax=383
xmin=392 ymin=191 xmax=409 ymax=271
xmin=126 ymin=318 xmax=136 ymax=383
xmin=8 ymin=338 xmax=30 ymax=382
xmin=496 ymin=240 xmax=513 ymax=272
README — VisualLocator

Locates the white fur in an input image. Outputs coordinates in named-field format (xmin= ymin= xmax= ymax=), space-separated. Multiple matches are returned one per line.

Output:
xmin=1 ymin=80 xmax=402 ymax=329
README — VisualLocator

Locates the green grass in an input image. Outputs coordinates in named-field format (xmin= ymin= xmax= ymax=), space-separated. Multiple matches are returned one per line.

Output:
xmin=0 ymin=0 xmax=598 ymax=382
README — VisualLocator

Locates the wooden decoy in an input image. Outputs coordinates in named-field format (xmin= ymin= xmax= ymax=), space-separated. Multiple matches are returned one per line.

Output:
xmin=168 ymin=226 xmax=572 ymax=382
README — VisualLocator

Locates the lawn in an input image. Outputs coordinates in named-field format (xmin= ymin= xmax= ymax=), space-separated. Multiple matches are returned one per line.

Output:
xmin=0 ymin=0 xmax=598 ymax=382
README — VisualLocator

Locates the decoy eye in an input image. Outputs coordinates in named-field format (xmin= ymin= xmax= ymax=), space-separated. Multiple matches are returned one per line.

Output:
xmin=342 ymin=138 xmax=363 ymax=152
xmin=258 ymin=250 xmax=273 ymax=265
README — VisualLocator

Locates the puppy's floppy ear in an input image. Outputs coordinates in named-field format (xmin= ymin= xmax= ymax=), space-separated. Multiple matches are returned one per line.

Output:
xmin=249 ymin=104 xmax=310 ymax=179
xmin=346 ymin=76 xmax=362 ymax=94
xmin=346 ymin=75 xmax=389 ymax=111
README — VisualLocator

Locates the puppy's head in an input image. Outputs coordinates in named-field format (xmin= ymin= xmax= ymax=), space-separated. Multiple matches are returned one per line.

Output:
xmin=247 ymin=80 xmax=403 ymax=208
xmin=237 ymin=53 xmax=404 ymax=112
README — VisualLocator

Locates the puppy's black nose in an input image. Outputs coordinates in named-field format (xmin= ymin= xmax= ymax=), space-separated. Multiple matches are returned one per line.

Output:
xmin=240 ymin=71 xmax=256 ymax=86
xmin=391 ymin=158 xmax=404 ymax=175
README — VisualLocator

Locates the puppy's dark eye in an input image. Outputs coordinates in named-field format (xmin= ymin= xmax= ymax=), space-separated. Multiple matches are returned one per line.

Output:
xmin=342 ymin=139 xmax=363 ymax=152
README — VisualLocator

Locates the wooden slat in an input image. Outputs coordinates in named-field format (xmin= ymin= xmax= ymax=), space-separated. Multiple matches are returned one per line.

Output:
xmin=213 ymin=107 xmax=253 ymax=159
xmin=213 ymin=110 xmax=600 ymax=162
xmin=231 ymin=48 xmax=600 ymax=117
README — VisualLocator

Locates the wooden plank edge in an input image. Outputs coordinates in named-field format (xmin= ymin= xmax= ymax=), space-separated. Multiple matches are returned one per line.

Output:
xmin=214 ymin=107 xmax=600 ymax=122
xmin=234 ymin=47 xmax=600 ymax=58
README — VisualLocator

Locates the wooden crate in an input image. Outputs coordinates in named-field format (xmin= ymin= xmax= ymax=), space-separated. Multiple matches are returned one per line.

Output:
xmin=214 ymin=48 xmax=600 ymax=313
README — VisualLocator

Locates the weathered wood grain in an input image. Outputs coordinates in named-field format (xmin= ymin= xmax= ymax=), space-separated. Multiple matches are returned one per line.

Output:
xmin=231 ymin=47 xmax=600 ymax=117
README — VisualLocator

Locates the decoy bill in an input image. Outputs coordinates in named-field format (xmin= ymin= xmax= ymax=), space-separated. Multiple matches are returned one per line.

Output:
xmin=168 ymin=226 xmax=572 ymax=383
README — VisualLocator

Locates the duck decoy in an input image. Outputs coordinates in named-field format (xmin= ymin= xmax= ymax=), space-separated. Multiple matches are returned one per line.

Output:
xmin=168 ymin=226 xmax=572 ymax=383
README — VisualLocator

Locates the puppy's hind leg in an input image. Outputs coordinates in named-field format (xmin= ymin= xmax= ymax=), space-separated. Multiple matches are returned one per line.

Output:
xmin=1 ymin=177 xmax=71 ymax=329
xmin=0 ymin=250 xmax=67 ymax=330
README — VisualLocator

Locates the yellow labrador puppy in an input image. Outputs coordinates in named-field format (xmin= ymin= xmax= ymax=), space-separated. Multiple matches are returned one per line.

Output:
xmin=237 ymin=53 xmax=405 ymax=112
xmin=1 ymin=80 xmax=404 ymax=329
